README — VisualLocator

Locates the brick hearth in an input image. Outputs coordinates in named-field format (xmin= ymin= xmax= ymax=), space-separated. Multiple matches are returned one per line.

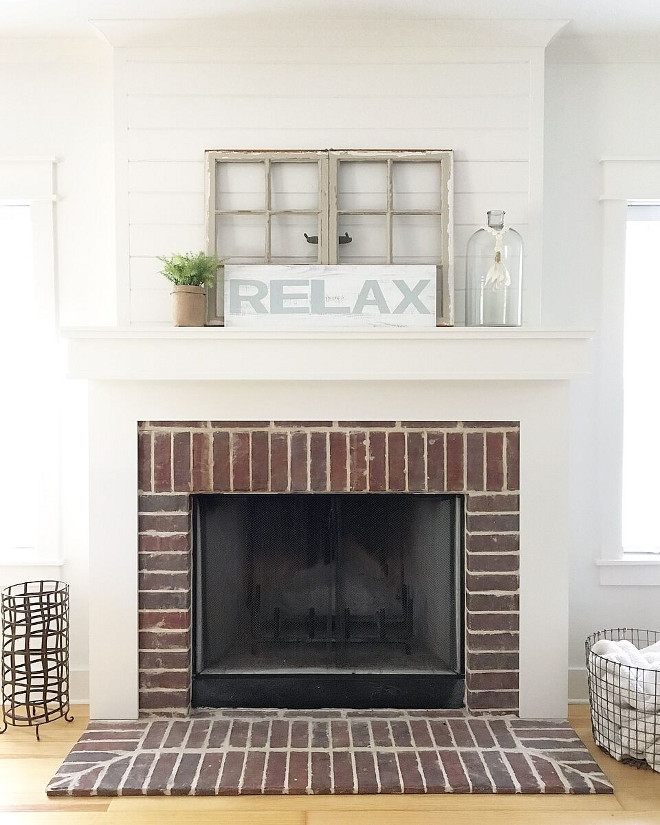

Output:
xmin=137 ymin=420 xmax=521 ymax=715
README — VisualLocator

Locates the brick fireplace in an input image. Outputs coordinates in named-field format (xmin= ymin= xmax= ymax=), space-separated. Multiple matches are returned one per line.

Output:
xmin=137 ymin=419 xmax=520 ymax=716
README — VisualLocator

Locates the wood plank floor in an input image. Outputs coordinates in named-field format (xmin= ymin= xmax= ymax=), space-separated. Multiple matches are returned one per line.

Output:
xmin=0 ymin=705 xmax=658 ymax=824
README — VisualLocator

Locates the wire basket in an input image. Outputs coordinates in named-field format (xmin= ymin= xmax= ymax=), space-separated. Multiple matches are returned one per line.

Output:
xmin=1 ymin=580 xmax=74 ymax=740
xmin=586 ymin=628 xmax=660 ymax=772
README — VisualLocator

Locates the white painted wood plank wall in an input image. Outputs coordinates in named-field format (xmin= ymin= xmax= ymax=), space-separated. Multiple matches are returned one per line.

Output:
xmin=116 ymin=28 xmax=540 ymax=325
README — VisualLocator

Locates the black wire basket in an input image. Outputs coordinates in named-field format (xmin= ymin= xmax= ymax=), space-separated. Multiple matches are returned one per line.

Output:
xmin=0 ymin=581 xmax=74 ymax=740
xmin=586 ymin=628 xmax=660 ymax=772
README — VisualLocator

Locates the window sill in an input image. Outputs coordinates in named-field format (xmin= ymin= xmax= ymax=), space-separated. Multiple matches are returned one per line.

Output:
xmin=0 ymin=554 xmax=64 ymax=568
xmin=597 ymin=558 xmax=660 ymax=586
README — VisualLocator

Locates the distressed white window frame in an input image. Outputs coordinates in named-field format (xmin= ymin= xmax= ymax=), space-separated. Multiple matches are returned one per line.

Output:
xmin=205 ymin=149 xmax=453 ymax=327
xmin=0 ymin=157 xmax=63 ymax=567
xmin=597 ymin=159 xmax=660 ymax=585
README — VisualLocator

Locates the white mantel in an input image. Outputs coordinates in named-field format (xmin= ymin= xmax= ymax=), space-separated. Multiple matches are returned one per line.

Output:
xmin=65 ymin=328 xmax=593 ymax=382
xmin=75 ymin=327 xmax=591 ymax=720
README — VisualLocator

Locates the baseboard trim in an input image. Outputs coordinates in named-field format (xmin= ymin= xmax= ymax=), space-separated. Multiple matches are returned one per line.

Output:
xmin=568 ymin=666 xmax=589 ymax=704
xmin=70 ymin=667 xmax=89 ymax=704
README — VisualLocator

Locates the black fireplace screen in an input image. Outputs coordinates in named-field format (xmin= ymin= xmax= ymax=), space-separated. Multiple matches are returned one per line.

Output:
xmin=193 ymin=493 xmax=464 ymax=707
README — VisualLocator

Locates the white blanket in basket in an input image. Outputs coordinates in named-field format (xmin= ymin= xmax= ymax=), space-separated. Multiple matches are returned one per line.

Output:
xmin=589 ymin=639 xmax=660 ymax=770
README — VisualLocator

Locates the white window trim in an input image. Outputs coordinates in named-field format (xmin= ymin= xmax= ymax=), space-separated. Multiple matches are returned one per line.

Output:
xmin=597 ymin=158 xmax=660 ymax=585
xmin=0 ymin=157 xmax=63 ymax=567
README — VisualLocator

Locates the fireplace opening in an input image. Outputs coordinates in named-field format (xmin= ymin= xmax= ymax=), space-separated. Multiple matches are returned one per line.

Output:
xmin=192 ymin=493 xmax=464 ymax=708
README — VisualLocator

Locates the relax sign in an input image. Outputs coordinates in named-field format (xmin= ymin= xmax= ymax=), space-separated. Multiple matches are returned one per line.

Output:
xmin=224 ymin=265 xmax=436 ymax=328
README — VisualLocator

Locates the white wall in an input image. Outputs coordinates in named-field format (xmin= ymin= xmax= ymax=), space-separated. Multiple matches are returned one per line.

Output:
xmin=0 ymin=38 xmax=115 ymax=701
xmin=544 ymin=51 xmax=660 ymax=699
xmin=110 ymin=19 xmax=546 ymax=326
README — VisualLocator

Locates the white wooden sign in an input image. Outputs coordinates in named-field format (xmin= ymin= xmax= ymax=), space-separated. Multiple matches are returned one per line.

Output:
xmin=224 ymin=265 xmax=436 ymax=329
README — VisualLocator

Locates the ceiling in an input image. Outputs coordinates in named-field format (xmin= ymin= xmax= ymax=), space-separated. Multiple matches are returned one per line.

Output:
xmin=0 ymin=0 xmax=659 ymax=39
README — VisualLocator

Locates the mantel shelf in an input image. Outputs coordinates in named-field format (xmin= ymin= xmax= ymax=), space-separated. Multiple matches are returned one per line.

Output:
xmin=63 ymin=326 xmax=594 ymax=382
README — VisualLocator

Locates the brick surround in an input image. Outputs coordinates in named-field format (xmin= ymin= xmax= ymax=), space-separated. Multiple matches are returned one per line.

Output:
xmin=137 ymin=421 xmax=521 ymax=715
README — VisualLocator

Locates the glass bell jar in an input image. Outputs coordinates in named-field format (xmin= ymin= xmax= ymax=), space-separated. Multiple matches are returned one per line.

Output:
xmin=465 ymin=210 xmax=523 ymax=326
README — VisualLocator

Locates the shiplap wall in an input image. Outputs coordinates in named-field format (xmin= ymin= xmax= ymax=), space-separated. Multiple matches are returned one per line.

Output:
xmin=113 ymin=23 xmax=545 ymax=325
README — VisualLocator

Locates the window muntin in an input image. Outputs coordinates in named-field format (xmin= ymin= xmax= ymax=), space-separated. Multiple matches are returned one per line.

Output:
xmin=622 ymin=203 xmax=660 ymax=554
xmin=206 ymin=149 xmax=453 ymax=325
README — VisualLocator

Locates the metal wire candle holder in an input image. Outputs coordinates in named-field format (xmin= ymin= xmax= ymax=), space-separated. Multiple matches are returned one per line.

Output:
xmin=1 ymin=580 xmax=74 ymax=740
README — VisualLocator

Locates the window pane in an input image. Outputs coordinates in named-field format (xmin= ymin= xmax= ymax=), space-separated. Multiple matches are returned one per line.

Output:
xmin=622 ymin=204 xmax=660 ymax=552
xmin=0 ymin=205 xmax=36 ymax=550
xmin=216 ymin=161 xmax=265 ymax=210
xmin=271 ymin=213 xmax=319 ymax=262
xmin=338 ymin=162 xmax=387 ymax=211
xmin=392 ymin=214 xmax=442 ymax=263
xmin=216 ymin=213 xmax=265 ymax=260
xmin=271 ymin=162 xmax=319 ymax=211
xmin=392 ymin=161 xmax=442 ymax=211
xmin=338 ymin=214 xmax=387 ymax=263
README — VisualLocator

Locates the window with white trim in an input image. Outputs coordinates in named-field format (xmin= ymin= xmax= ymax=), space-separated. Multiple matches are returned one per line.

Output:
xmin=205 ymin=149 xmax=453 ymax=325
xmin=622 ymin=203 xmax=660 ymax=554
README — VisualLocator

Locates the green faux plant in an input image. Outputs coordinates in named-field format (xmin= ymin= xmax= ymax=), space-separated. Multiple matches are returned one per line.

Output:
xmin=157 ymin=251 xmax=222 ymax=287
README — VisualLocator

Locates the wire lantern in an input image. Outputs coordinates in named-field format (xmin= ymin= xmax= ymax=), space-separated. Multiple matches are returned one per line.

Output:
xmin=1 ymin=581 xmax=74 ymax=740
xmin=586 ymin=628 xmax=660 ymax=772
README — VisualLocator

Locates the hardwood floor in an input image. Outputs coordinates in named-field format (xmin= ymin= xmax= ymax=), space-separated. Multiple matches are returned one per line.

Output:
xmin=1 ymin=705 xmax=658 ymax=824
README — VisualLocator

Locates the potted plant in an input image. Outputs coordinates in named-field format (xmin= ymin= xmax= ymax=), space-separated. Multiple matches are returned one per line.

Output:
xmin=158 ymin=251 xmax=221 ymax=327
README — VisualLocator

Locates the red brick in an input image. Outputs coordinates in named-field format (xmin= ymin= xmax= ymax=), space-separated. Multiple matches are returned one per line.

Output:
xmin=138 ymin=431 xmax=153 ymax=492
xmin=486 ymin=432 xmax=504 ymax=491
xmin=464 ymin=421 xmax=518 ymax=428
xmin=139 ymin=534 xmax=189 ymax=553
xmin=466 ymin=572 xmax=519 ymax=592
xmin=331 ymin=752 xmax=355 ymax=793
xmin=467 ymin=493 xmax=519 ymax=513
xmin=467 ymin=553 xmax=519 ymax=573
xmin=368 ymin=431 xmax=386 ymax=491
xmin=287 ymin=751 xmax=309 ymax=794
xmin=139 ymin=494 xmax=188 ymax=513
xmin=310 ymin=432 xmax=328 ymax=491
xmin=467 ymin=689 xmax=519 ymax=711
xmin=467 ymin=670 xmax=519 ymax=691
xmin=211 ymin=420 xmax=269 ymax=428
xmin=466 ymin=533 xmax=519 ymax=553
xmin=427 ymin=431 xmax=445 ymax=492
xmin=229 ymin=721 xmax=250 ymax=747
xmin=172 ymin=432 xmax=191 ymax=493
xmin=250 ymin=720 xmax=270 ymax=748
xmin=468 ymin=651 xmax=519 ymax=671
xmin=349 ymin=432 xmax=367 ymax=491
xmin=139 ymin=570 xmax=190 ymax=591
xmin=371 ymin=720 xmax=392 ymax=747
xmin=231 ymin=432 xmax=251 ymax=491
xmin=466 ymin=432 xmax=484 ymax=491
xmin=290 ymin=432 xmax=308 ymax=491
xmin=530 ymin=755 xmax=568 ymax=792
xmin=149 ymin=421 xmax=207 ymax=428
xmin=275 ymin=420 xmax=332 ymax=428
xmin=406 ymin=431 xmax=426 ymax=491
xmin=387 ymin=432 xmax=406 ymax=491
xmin=139 ymin=670 xmax=189 ymax=690
xmin=377 ymin=752 xmax=402 ymax=793
xmin=139 ymin=513 xmax=189 ymax=533
xmin=460 ymin=751 xmax=493 ymax=792
xmin=139 ymin=610 xmax=189 ymax=630
xmin=242 ymin=751 xmax=266 ymax=793
xmin=467 ymin=612 xmax=519 ymax=632
xmin=409 ymin=719 xmax=433 ymax=748
xmin=329 ymin=432 xmax=348 ymax=491
xmin=196 ymin=753 xmax=224 ymax=795
xmin=448 ymin=719 xmax=476 ymax=747
xmin=139 ymin=590 xmax=190 ymax=610
xmin=192 ymin=432 xmax=212 ymax=491
xmin=270 ymin=432 xmax=289 ymax=492
xmin=212 ymin=432 xmax=231 ymax=491
xmin=290 ymin=721 xmax=309 ymax=748
xmin=138 ymin=553 xmax=190 ymax=572
xmin=418 ymin=750 xmax=446 ymax=793
xmin=217 ymin=751 xmax=246 ymax=792
xmin=139 ymin=629 xmax=190 ymax=650
xmin=467 ymin=592 xmax=519 ymax=612
xmin=506 ymin=430 xmax=520 ymax=490
xmin=429 ymin=720 xmax=453 ymax=747
xmin=339 ymin=421 xmax=394 ymax=428
xmin=263 ymin=751 xmax=287 ymax=794
xmin=251 ymin=430 xmax=269 ymax=492
xmin=401 ymin=420 xmax=458 ymax=428
xmin=311 ymin=720 xmax=330 ymax=748
xmin=139 ymin=650 xmax=190 ymax=671
xmin=153 ymin=432 xmax=172 ymax=492
xmin=468 ymin=719 xmax=497 ymax=748
xmin=310 ymin=751 xmax=332 ymax=794
xmin=208 ymin=720 xmax=231 ymax=748
xmin=467 ymin=631 xmax=519 ymax=651
xmin=437 ymin=751 xmax=470 ymax=792
xmin=354 ymin=751 xmax=379 ymax=793
xmin=467 ymin=513 xmax=519 ymax=533
xmin=446 ymin=432 xmax=464 ymax=491
xmin=391 ymin=720 xmax=413 ymax=747
xmin=139 ymin=689 xmax=189 ymax=710
xmin=330 ymin=720 xmax=350 ymax=748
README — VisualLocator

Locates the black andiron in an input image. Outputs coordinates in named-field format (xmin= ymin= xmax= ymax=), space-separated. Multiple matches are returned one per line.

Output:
xmin=0 ymin=581 xmax=74 ymax=740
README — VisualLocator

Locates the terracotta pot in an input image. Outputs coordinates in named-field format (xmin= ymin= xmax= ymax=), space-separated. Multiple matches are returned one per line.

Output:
xmin=171 ymin=285 xmax=206 ymax=327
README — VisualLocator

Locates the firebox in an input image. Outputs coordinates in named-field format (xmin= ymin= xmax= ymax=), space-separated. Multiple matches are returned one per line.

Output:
xmin=192 ymin=492 xmax=464 ymax=708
